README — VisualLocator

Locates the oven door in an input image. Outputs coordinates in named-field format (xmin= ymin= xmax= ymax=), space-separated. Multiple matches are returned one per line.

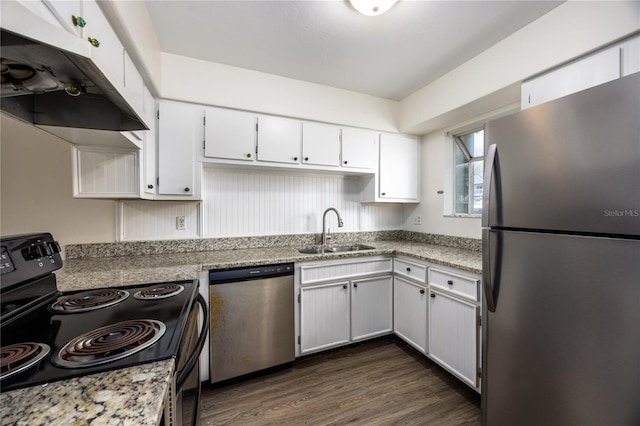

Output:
xmin=164 ymin=293 xmax=209 ymax=426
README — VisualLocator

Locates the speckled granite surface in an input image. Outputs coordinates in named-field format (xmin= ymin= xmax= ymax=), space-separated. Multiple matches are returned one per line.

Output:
xmin=56 ymin=239 xmax=481 ymax=291
xmin=0 ymin=359 xmax=173 ymax=426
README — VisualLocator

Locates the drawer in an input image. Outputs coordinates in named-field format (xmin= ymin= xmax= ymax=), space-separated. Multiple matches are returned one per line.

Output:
xmin=394 ymin=258 xmax=427 ymax=284
xmin=300 ymin=257 xmax=392 ymax=285
xmin=429 ymin=268 xmax=479 ymax=302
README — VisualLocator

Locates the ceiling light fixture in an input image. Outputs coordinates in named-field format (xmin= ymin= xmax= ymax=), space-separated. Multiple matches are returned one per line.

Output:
xmin=347 ymin=0 xmax=399 ymax=16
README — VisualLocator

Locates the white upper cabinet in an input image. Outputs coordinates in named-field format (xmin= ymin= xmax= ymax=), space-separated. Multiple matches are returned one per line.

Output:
xmin=157 ymin=101 xmax=200 ymax=197
xmin=621 ymin=35 xmax=640 ymax=77
xmin=341 ymin=128 xmax=378 ymax=170
xmin=361 ymin=133 xmax=420 ymax=203
xmin=302 ymin=122 xmax=341 ymax=167
xmin=40 ymin=0 xmax=84 ymax=36
xmin=520 ymin=35 xmax=640 ymax=110
xmin=379 ymin=133 xmax=419 ymax=200
xmin=257 ymin=115 xmax=302 ymax=164
xmin=204 ymin=107 xmax=257 ymax=161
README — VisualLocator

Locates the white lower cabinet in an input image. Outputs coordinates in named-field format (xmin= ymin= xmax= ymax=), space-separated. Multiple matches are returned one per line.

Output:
xmin=393 ymin=276 xmax=427 ymax=353
xmin=300 ymin=281 xmax=351 ymax=354
xmin=297 ymin=257 xmax=393 ymax=355
xmin=428 ymin=289 xmax=479 ymax=388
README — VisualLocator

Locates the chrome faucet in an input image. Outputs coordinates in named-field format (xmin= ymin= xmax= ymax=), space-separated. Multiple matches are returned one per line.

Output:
xmin=322 ymin=207 xmax=344 ymax=246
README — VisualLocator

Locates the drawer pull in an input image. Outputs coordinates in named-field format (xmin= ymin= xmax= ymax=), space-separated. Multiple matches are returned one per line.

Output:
xmin=430 ymin=293 xmax=436 ymax=298
xmin=447 ymin=280 xmax=453 ymax=285
xmin=419 ymin=289 xmax=425 ymax=294
xmin=406 ymin=267 xmax=411 ymax=272
xmin=353 ymin=283 xmax=358 ymax=288
xmin=343 ymin=284 xmax=348 ymax=289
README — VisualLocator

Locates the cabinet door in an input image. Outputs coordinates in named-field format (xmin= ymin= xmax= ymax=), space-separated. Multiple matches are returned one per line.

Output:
xmin=379 ymin=134 xmax=419 ymax=200
xmin=429 ymin=290 xmax=478 ymax=387
xmin=393 ymin=276 xmax=427 ymax=353
xmin=123 ymin=51 xmax=144 ymax=120
xmin=257 ymin=115 xmax=301 ymax=164
xmin=82 ymin=0 xmax=124 ymax=90
xmin=300 ymin=281 xmax=350 ymax=354
xmin=157 ymin=101 xmax=199 ymax=196
xmin=142 ymin=88 xmax=156 ymax=196
xmin=42 ymin=0 xmax=84 ymax=36
xmin=341 ymin=128 xmax=377 ymax=169
xmin=204 ymin=107 xmax=257 ymax=161
xmin=351 ymin=276 xmax=393 ymax=341
xmin=302 ymin=122 xmax=340 ymax=167
xmin=621 ymin=35 xmax=640 ymax=77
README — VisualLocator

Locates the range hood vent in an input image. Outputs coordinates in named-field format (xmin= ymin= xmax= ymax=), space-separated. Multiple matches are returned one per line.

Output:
xmin=1 ymin=29 xmax=147 ymax=132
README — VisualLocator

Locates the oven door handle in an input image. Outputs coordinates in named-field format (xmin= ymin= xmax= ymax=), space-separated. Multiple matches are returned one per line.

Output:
xmin=176 ymin=293 xmax=209 ymax=389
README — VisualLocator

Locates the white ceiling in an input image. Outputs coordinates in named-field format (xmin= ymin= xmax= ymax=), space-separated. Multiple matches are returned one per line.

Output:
xmin=145 ymin=0 xmax=563 ymax=101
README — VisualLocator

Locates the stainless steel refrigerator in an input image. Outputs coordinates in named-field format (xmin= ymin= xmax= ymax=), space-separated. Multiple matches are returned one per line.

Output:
xmin=481 ymin=73 xmax=640 ymax=426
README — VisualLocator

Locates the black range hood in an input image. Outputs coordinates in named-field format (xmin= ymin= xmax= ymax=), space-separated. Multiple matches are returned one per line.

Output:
xmin=1 ymin=29 xmax=147 ymax=132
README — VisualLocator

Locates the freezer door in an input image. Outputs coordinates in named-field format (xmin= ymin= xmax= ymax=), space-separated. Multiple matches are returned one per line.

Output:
xmin=482 ymin=231 xmax=640 ymax=426
xmin=484 ymin=73 xmax=640 ymax=236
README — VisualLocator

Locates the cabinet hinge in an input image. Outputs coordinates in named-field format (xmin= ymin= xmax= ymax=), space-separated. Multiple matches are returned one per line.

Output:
xmin=297 ymin=335 xmax=301 ymax=345
xmin=203 ymin=116 xmax=206 ymax=126
xmin=255 ymin=123 xmax=258 ymax=132
xmin=157 ymin=110 xmax=159 ymax=120
xmin=156 ymin=177 xmax=159 ymax=186
xmin=297 ymin=294 xmax=301 ymax=303
xmin=478 ymin=368 xmax=482 ymax=378
xmin=478 ymin=315 xmax=481 ymax=327
xmin=203 ymin=140 xmax=206 ymax=150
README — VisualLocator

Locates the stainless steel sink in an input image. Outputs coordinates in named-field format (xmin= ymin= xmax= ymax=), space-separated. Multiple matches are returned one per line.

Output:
xmin=298 ymin=244 xmax=375 ymax=254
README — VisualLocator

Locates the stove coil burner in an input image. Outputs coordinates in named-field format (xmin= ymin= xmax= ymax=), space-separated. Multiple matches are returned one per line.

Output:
xmin=52 ymin=319 xmax=166 ymax=368
xmin=133 ymin=283 xmax=184 ymax=300
xmin=50 ymin=289 xmax=130 ymax=313
xmin=0 ymin=342 xmax=51 ymax=380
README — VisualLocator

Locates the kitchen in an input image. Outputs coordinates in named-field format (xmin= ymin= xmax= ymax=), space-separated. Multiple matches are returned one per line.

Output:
xmin=1 ymin=1 xmax=639 ymax=425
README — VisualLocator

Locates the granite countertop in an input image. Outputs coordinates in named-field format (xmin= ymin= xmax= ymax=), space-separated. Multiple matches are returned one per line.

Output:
xmin=55 ymin=241 xmax=481 ymax=291
xmin=4 ymin=237 xmax=480 ymax=425
xmin=0 ymin=360 xmax=174 ymax=426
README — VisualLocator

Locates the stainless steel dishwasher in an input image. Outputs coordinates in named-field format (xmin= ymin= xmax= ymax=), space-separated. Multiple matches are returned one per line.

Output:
xmin=209 ymin=263 xmax=294 ymax=384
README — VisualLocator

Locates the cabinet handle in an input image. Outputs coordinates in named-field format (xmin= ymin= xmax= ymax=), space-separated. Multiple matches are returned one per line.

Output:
xmin=343 ymin=160 xmax=348 ymax=165
xmin=72 ymin=15 xmax=86 ymax=28
xmin=420 ymin=289 xmax=425 ymax=294
xmin=87 ymin=37 xmax=100 ymax=47
xmin=184 ymin=187 xmax=190 ymax=192
xmin=304 ymin=157 xmax=309 ymax=162
xmin=430 ymin=293 xmax=436 ymax=298
xmin=447 ymin=280 xmax=453 ymax=285
xmin=147 ymin=184 xmax=154 ymax=189
xmin=353 ymin=283 xmax=358 ymax=288
xmin=293 ymin=156 xmax=298 ymax=161
xmin=381 ymin=192 xmax=386 ymax=196
xmin=246 ymin=153 xmax=252 ymax=158
xmin=406 ymin=267 xmax=411 ymax=272
xmin=342 ymin=284 xmax=348 ymax=289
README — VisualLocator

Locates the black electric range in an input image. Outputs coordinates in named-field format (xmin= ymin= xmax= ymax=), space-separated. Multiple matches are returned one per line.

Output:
xmin=0 ymin=233 xmax=199 ymax=394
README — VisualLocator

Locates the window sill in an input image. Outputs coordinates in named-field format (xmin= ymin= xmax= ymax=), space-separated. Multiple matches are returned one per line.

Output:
xmin=443 ymin=214 xmax=482 ymax=219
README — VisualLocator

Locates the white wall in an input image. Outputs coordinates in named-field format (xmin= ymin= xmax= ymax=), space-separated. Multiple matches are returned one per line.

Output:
xmin=160 ymin=53 xmax=400 ymax=133
xmin=0 ymin=115 xmax=116 ymax=250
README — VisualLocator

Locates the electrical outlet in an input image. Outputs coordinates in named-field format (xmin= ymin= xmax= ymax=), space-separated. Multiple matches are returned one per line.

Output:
xmin=176 ymin=216 xmax=186 ymax=230
xmin=414 ymin=215 xmax=422 ymax=225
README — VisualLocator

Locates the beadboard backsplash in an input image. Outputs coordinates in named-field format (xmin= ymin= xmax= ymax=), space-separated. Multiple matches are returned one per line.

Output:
xmin=118 ymin=169 xmax=403 ymax=241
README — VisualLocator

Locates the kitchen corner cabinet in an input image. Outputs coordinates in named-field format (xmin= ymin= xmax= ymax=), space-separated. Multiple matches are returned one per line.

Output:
xmin=204 ymin=107 xmax=257 ymax=161
xmin=156 ymin=101 xmax=201 ymax=198
xmin=297 ymin=257 xmax=393 ymax=356
xmin=256 ymin=116 xmax=302 ymax=164
xmin=427 ymin=267 xmax=481 ymax=389
xmin=362 ymin=133 xmax=420 ymax=203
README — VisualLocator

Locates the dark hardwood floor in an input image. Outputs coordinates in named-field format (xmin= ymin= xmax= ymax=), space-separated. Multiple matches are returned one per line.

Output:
xmin=200 ymin=338 xmax=481 ymax=425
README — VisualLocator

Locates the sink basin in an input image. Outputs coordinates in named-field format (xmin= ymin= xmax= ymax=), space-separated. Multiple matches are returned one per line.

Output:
xmin=298 ymin=244 xmax=375 ymax=254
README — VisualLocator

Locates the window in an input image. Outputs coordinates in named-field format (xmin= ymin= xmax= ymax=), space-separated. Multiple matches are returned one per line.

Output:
xmin=453 ymin=129 xmax=484 ymax=215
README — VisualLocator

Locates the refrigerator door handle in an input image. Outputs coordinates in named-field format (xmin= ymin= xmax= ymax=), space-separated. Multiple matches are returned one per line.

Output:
xmin=482 ymin=143 xmax=499 ymax=228
xmin=482 ymin=229 xmax=497 ymax=312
